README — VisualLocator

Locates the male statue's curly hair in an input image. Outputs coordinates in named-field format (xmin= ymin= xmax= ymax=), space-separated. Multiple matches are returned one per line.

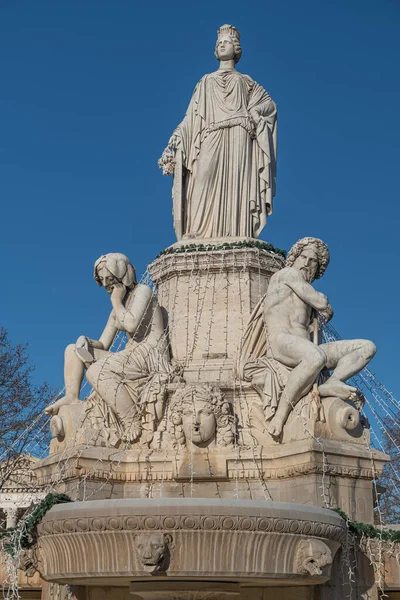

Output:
xmin=286 ymin=237 xmax=330 ymax=280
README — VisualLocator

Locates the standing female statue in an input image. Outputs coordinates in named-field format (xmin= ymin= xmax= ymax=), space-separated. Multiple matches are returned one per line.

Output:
xmin=159 ymin=24 xmax=277 ymax=240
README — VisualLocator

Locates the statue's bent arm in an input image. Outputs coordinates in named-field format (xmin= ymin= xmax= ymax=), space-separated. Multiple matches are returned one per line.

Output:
xmin=98 ymin=311 xmax=119 ymax=351
xmin=252 ymin=95 xmax=276 ymax=121
xmin=112 ymin=284 xmax=153 ymax=335
xmin=75 ymin=311 xmax=117 ymax=353
xmin=285 ymin=270 xmax=328 ymax=312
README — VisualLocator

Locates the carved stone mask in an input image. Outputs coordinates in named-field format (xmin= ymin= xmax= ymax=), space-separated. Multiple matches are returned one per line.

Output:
xmin=135 ymin=533 xmax=173 ymax=574
xmin=182 ymin=400 xmax=216 ymax=446
xmin=169 ymin=384 xmax=236 ymax=449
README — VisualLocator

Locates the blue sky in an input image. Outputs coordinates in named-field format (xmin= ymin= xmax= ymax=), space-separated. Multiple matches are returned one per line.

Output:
xmin=0 ymin=0 xmax=399 ymax=399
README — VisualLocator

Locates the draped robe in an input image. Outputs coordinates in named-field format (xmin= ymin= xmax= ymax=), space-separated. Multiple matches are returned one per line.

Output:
xmin=171 ymin=69 xmax=277 ymax=239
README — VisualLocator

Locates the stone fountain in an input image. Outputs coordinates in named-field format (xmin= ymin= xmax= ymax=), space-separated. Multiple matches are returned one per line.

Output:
xmin=30 ymin=23 xmax=394 ymax=600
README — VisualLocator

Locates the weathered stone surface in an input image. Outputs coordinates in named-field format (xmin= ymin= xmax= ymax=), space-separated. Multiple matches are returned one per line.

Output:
xmin=149 ymin=247 xmax=284 ymax=379
xmin=34 ymin=431 xmax=388 ymax=523
xmin=36 ymin=499 xmax=343 ymax=586
xmin=41 ymin=582 xmax=86 ymax=600
xmin=129 ymin=582 xmax=240 ymax=600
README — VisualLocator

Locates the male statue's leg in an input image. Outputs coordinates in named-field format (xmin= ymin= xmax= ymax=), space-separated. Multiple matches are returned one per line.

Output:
xmin=319 ymin=339 xmax=376 ymax=399
xmin=266 ymin=334 xmax=327 ymax=437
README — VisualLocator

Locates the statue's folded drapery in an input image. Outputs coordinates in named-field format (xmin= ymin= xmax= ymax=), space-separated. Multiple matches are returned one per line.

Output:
xmin=239 ymin=295 xmax=289 ymax=421
xmin=172 ymin=70 xmax=277 ymax=239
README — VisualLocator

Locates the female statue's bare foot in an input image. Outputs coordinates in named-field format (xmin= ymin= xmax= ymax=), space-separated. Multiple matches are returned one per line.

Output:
xmin=318 ymin=378 xmax=357 ymax=400
xmin=266 ymin=414 xmax=285 ymax=438
xmin=45 ymin=394 xmax=80 ymax=415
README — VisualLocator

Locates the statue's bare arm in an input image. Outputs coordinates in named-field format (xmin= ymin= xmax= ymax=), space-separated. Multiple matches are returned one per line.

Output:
xmin=284 ymin=269 xmax=330 ymax=313
xmin=98 ymin=311 xmax=119 ymax=351
xmin=74 ymin=311 xmax=118 ymax=354
xmin=111 ymin=284 xmax=153 ymax=335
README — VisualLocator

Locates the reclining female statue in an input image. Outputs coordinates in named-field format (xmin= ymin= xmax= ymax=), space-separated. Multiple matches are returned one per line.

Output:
xmin=46 ymin=253 xmax=171 ymax=442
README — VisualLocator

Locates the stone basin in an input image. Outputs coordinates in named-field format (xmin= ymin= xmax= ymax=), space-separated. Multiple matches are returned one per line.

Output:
xmin=37 ymin=498 xmax=345 ymax=589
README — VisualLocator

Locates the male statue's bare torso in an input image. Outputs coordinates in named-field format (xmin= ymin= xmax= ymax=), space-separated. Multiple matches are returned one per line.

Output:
xmin=261 ymin=265 xmax=375 ymax=437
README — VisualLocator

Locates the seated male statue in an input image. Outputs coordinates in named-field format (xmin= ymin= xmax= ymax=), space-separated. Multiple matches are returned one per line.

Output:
xmin=240 ymin=237 xmax=376 ymax=438
xmin=46 ymin=252 xmax=171 ymax=442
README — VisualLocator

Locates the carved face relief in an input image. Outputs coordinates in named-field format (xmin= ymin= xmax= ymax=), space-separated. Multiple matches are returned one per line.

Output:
xmin=182 ymin=400 xmax=216 ymax=446
xmin=169 ymin=384 xmax=236 ymax=449
xmin=134 ymin=533 xmax=173 ymax=574
xmin=17 ymin=548 xmax=38 ymax=578
xmin=296 ymin=539 xmax=333 ymax=576
xmin=95 ymin=264 xmax=119 ymax=294
xmin=293 ymin=247 xmax=319 ymax=283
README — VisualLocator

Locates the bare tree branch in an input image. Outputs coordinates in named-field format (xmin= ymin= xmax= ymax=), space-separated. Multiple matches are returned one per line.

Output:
xmin=0 ymin=327 xmax=54 ymax=492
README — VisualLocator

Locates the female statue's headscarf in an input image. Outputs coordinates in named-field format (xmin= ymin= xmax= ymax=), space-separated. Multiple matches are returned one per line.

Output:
xmin=93 ymin=253 xmax=137 ymax=289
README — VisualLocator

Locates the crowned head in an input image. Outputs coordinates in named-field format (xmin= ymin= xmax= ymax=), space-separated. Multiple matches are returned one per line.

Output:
xmin=214 ymin=24 xmax=242 ymax=64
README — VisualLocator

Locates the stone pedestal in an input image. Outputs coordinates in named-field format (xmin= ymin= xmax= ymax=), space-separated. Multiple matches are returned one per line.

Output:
xmin=148 ymin=246 xmax=284 ymax=382
xmin=34 ymin=417 xmax=387 ymax=524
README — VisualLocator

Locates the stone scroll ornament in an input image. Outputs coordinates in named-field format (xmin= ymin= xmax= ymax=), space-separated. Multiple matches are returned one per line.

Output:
xmin=239 ymin=237 xmax=376 ymax=439
xmin=158 ymin=24 xmax=277 ymax=241
xmin=168 ymin=384 xmax=238 ymax=449
xmin=46 ymin=253 xmax=175 ymax=446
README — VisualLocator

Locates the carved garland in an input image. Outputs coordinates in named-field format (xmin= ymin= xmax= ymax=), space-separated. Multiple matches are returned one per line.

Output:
xmin=333 ymin=508 xmax=400 ymax=543
xmin=155 ymin=240 xmax=287 ymax=260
